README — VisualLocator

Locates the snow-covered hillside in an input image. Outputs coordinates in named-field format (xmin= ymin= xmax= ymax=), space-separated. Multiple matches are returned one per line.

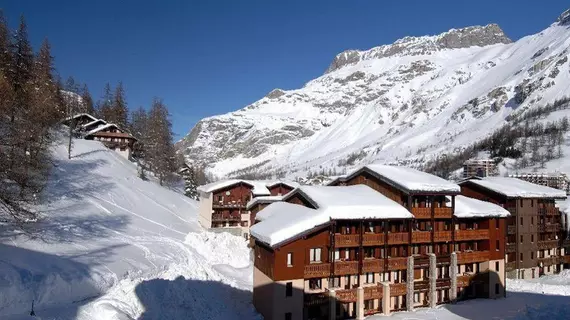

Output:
xmin=179 ymin=9 xmax=570 ymax=179
xmin=0 ymin=138 xmax=256 ymax=319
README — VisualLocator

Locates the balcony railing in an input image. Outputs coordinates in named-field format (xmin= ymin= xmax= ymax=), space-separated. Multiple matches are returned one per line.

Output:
xmin=304 ymin=292 xmax=329 ymax=306
xmin=387 ymin=232 xmax=408 ymax=245
xmin=436 ymin=278 xmax=451 ymax=289
xmin=434 ymin=207 xmax=453 ymax=219
xmin=412 ymin=231 xmax=431 ymax=243
xmin=388 ymin=257 xmax=408 ymax=271
xmin=212 ymin=214 xmax=241 ymax=221
xmin=364 ymin=285 xmax=383 ymax=300
xmin=506 ymin=261 xmax=516 ymax=272
xmin=411 ymin=207 xmax=431 ymax=219
xmin=390 ymin=283 xmax=407 ymax=296
xmin=436 ymin=254 xmax=451 ymax=265
xmin=212 ymin=203 xmax=246 ymax=209
xmin=507 ymin=225 xmax=516 ymax=235
xmin=334 ymin=261 xmax=359 ymax=275
xmin=538 ymin=240 xmax=559 ymax=250
xmin=538 ymin=224 xmax=560 ymax=233
xmin=363 ymin=259 xmax=384 ymax=273
xmin=336 ymin=288 xmax=357 ymax=302
xmin=455 ymin=229 xmax=489 ymax=241
xmin=434 ymin=231 xmax=452 ymax=242
xmin=538 ymin=256 xmax=560 ymax=266
xmin=363 ymin=233 xmax=385 ymax=246
xmin=335 ymin=234 xmax=360 ymax=247
xmin=506 ymin=243 xmax=516 ymax=253
xmin=457 ymin=251 xmax=489 ymax=264
xmin=414 ymin=256 xmax=430 ymax=268
xmin=539 ymin=207 xmax=559 ymax=216
xmin=414 ymin=280 xmax=429 ymax=291
xmin=304 ymin=263 xmax=330 ymax=278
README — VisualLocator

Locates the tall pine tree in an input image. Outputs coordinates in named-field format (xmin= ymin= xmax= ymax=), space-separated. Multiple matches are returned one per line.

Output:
xmin=81 ymin=83 xmax=95 ymax=115
xmin=146 ymin=98 xmax=176 ymax=185
xmin=112 ymin=81 xmax=128 ymax=128
xmin=98 ymin=82 xmax=114 ymax=122
xmin=180 ymin=163 xmax=199 ymax=200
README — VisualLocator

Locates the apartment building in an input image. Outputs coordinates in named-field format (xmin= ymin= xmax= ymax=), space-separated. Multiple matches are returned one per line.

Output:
xmin=459 ymin=176 xmax=569 ymax=279
xmin=462 ymin=159 xmax=499 ymax=178
xmin=251 ymin=166 xmax=510 ymax=320
xmin=509 ymin=172 xmax=569 ymax=194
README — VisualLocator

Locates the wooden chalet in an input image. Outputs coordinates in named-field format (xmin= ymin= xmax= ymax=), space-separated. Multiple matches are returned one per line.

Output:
xmin=84 ymin=124 xmax=137 ymax=160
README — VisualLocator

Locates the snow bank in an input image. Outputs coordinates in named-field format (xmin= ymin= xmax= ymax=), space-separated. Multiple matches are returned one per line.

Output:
xmin=462 ymin=177 xmax=567 ymax=198
xmin=454 ymin=195 xmax=510 ymax=218
xmin=364 ymin=164 xmax=461 ymax=193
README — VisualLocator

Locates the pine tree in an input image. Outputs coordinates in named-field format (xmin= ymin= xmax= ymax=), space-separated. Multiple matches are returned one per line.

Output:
xmin=98 ymin=82 xmax=114 ymax=122
xmin=112 ymin=81 xmax=128 ymax=128
xmin=129 ymin=106 xmax=148 ymax=159
xmin=81 ymin=84 xmax=95 ymax=115
xmin=180 ymin=163 xmax=199 ymax=200
xmin=146 ymin=98 xmax=176 ymax=185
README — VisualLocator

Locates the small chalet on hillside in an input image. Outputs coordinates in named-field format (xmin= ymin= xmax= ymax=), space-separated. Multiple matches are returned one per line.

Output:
xmin=459 ymin=176 xmax=570 ymax=279
xmin=197 ymin=179 xmax=298 ymax=239
xmin=63 ymin=113 xmax=137 ymax=160
xmin=250 ymin=165 xmax=511 ymax=320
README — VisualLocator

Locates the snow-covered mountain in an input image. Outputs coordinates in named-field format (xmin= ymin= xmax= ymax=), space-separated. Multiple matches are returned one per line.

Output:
xmin=178 ymin=8 xmax=570 ymax=179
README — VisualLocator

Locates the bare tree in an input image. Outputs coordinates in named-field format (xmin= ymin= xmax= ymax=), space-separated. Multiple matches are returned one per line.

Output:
xmin=146 ymin=98 xmax=176 ymax=185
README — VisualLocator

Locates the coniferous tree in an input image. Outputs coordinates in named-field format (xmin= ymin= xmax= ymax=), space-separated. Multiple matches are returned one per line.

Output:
xmin=98 ymin=82 xmax=114 ymax=122
xmin=81 ymin=84 xmax=95 ymax=115
xmin=180 ymin=162 xmax=199 ymax=200
xmin=146 ymin=98 xmax=176 ymax=185
xmin=112 ymin=81 xmax=128 ymax=128
xmin=64 ymin=76 xmax=81 ymax=159
xmin=129 ymin=106 xmax=148 ymax=159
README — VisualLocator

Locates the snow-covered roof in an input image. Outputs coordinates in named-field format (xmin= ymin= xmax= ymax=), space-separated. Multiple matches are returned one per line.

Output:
xmin=252 ymin=185 xmax=413 ymax=247
xmin=346 ymin=164 xmax=461 ymax=194
xmin=254 ymin=199 xmax=288 ymax=221
xmin=461 ymin=177 xmax=567 ymax=199
xmin=454 ymin=195 xmax=511 ymax=218
xmin=65 ymin=113 xmax=98 ymax=122
xmin=82 ymin=119 xmax=106 ymax=128
xmin=197 ymin=179 xmax=298 ymax=196
xmin=85 ymin=123 xmax=122 ymax=136
xmin=246 ymin=195 xmax=283 ymax=210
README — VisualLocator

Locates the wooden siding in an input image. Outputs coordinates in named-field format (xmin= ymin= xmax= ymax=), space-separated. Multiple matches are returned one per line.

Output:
xmin=268 ymin=183 xmax=294 ymax=196
xmin=344 ymin=171 xmax=406 ymax=206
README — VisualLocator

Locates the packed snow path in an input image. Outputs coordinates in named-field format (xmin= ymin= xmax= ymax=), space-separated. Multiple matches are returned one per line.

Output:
xmin=0 ymin=139 xmax=257 ymax=319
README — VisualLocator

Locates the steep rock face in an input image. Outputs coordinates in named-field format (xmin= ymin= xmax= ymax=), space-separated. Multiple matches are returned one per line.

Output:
xmin=178 ymin=10 xmax=570 ymax=178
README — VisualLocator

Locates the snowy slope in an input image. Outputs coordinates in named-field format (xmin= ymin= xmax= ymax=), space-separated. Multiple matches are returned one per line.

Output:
xmin=179 ymin=9 xmax=570 ymax=179
xmin=0 ymin=138 xmax=256 ymax=319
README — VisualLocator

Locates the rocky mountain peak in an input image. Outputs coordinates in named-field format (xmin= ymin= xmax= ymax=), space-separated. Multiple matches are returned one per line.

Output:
xmin=557 ymin=8 xmax=570 ymax=25
xmin=325 ymin=24 xmax=511 ymax=73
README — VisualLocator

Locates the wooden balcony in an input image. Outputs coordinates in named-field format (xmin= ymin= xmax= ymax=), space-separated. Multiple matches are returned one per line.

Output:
xmin=212 ymin=214 xmax=241 ymax=222
xmin=414 ymin=280 xmax=429 ymax=291
xmin=455 ymin=229 xmax=489 ymax=241
xmin=334 ymin=261 xmax=359 ymax=276
xmin=411 ymin=207 xmax=431 ymax=219
xmin=304 ymin=263 xmax=330 ymax=278
xmin=436 ymin=278 xmax=451 ymax=289
xmin=457 ymin=251 xmax=489 ymax=264
xmin=436 ymin=254 xmax=451 ymax=265
xmin=335 ymin=234 xmax=360 ymax=247
xmin=363 ymin=233 xmax=385 ymax=246
xmin=434 ymin=207 xmax=453 ymax=219
xmin=538 ymin=256 xmax=560 ymax=267
xmin=390 ymin=283 xmax=407 ymax=296
xmin=412 ymin=231 xmax=431 ymax=243
xmin=364 ymin=285 xmax=383 ymax=300
xmin=538 ymin=240 xmax=559 ymax=250
xmin=304 ymin=292 xmax=329 ymax=306
xmin=506 ymin=261 xmax=516 ymax=272
xmin=414 ymin=255 xmax=430 ymax=268
xmin=506 ymin=243 xmax=516 ymax=253
xmin=457 ymin=274 xmax=472 ymax=287
xmin=539 ymin=207 xmax=559 ymax=216
xmin=363 ymin=259 xmax=384 ymax=273
xmin=387 ymin=232 xmax=408 ymax=245
xmin=538 ymin=223 xmax=560 ymax=233
xmin=434 ymin=231 xmax=452 ymax=242
xmin=388 ymin=257 xmax=408 ymax=270
xmin=562 ymin=255 xmax=570 ymax=264
xmin=212 ymin=203 xmax=246 ymax=209
xmin=507 ymin=225 xmax=516 ymax=235
xmin=336 ymin=288 xmax=357 ymax=302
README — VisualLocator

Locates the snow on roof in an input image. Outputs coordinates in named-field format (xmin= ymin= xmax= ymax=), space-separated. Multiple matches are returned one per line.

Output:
xmin=246 ymin=195 xmax=283 ymax=210
xmin=82 ymin=119 xmax=106 ymax=128
xmin=197 ymin=179 xmax=298 ymax=196
xmin=454 ymin=195 xmax=511 ymax=218
xmin=65 ymin=113 xmax=98 ymax=122
xmin=362 ymin=164 xmax=461 ymax=194
xmin=85 ymin=123 xmax=121 ymax=136
xmin=252 ymin=185 xmax=413 ymax=247
xmin=462 ymin=177 xmax=567 ymax=199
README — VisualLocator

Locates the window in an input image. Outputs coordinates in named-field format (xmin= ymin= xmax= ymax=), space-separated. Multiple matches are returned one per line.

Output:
xmin=285 ymin=312 xmax=292 ymax=320
xmin=531 ymin=235 xmax=534 ymax=242
xmin=520 ymin=199 xmax=524 ymax=207
xmin=531 ymin=252 xmax=534 ymax=260
xmin=531 ymin=200 xmax=534 ymax=207
xmin=309 ymin=248 xmax=322 ymax=263
xmin=520 ymin=217 xmax=523 ymax=226
xmin=521 ymin=270 xmax=525 ymax=279
xmin=414 ymin=292 xmax=420 ymax=303
xmin=364 ymin=247 xmax=374 ymax=259
xmin=394 ymin=271 xmax=400 ymax=283
xmin=365 ymin=272 xmax=375 ymax=284
xmin=334 ymin=250 xmax=340 ymax=261
xmin=495 ymin=283 xmax=500 ymax=295
xmin=330 ymin=276 xmax=340 ymax=288
xmin=344 ymin=249 xmax=350 ymax=260
xmin=287 ymin=253 xmax=293 ymax=267
xmin=285 ymin=282 xmax=292 ymax=297
xmin=364 ymin=299 xmax=374 ymax=311
xmin=520 ymin=253 xmax=523 ymax=261
xmin=531 ymin=217 xmax=534 ymax=225
xmin=217 ymin=195 xmax=223 ymax=202
xmin=520 ymin=235 xmax=523 ymax=243
xmin=366 ymin=222 xmax=374 ymax=233
xmin=309 ymin=279 xmax=322 ymax=290
xmin=496 ymin=240 xmax=500 ymax=251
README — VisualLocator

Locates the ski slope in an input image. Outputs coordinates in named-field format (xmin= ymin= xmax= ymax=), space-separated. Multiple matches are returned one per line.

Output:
xmin=0 ymin=138 xmax=256 ymax=320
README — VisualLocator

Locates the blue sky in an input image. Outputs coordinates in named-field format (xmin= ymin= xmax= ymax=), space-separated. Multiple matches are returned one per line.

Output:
xmin=2 ymin=1 xmax=569 ymax=139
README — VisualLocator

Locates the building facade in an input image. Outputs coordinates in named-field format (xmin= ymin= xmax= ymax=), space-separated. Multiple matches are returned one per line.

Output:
xmin=84 ymin=124 xmax=137 ymax=160
xmin=462 ymin=159 xmax=499 ymax=178
xmin=197 ymin=180 xmax=296 ymax=239
xmin=252 ymin=166 xmax=509 ymax=320
xmin=509 ymin=172 xmax=569 ymax=194
xmin=459 ymin=177 xmax=569 ymax=279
